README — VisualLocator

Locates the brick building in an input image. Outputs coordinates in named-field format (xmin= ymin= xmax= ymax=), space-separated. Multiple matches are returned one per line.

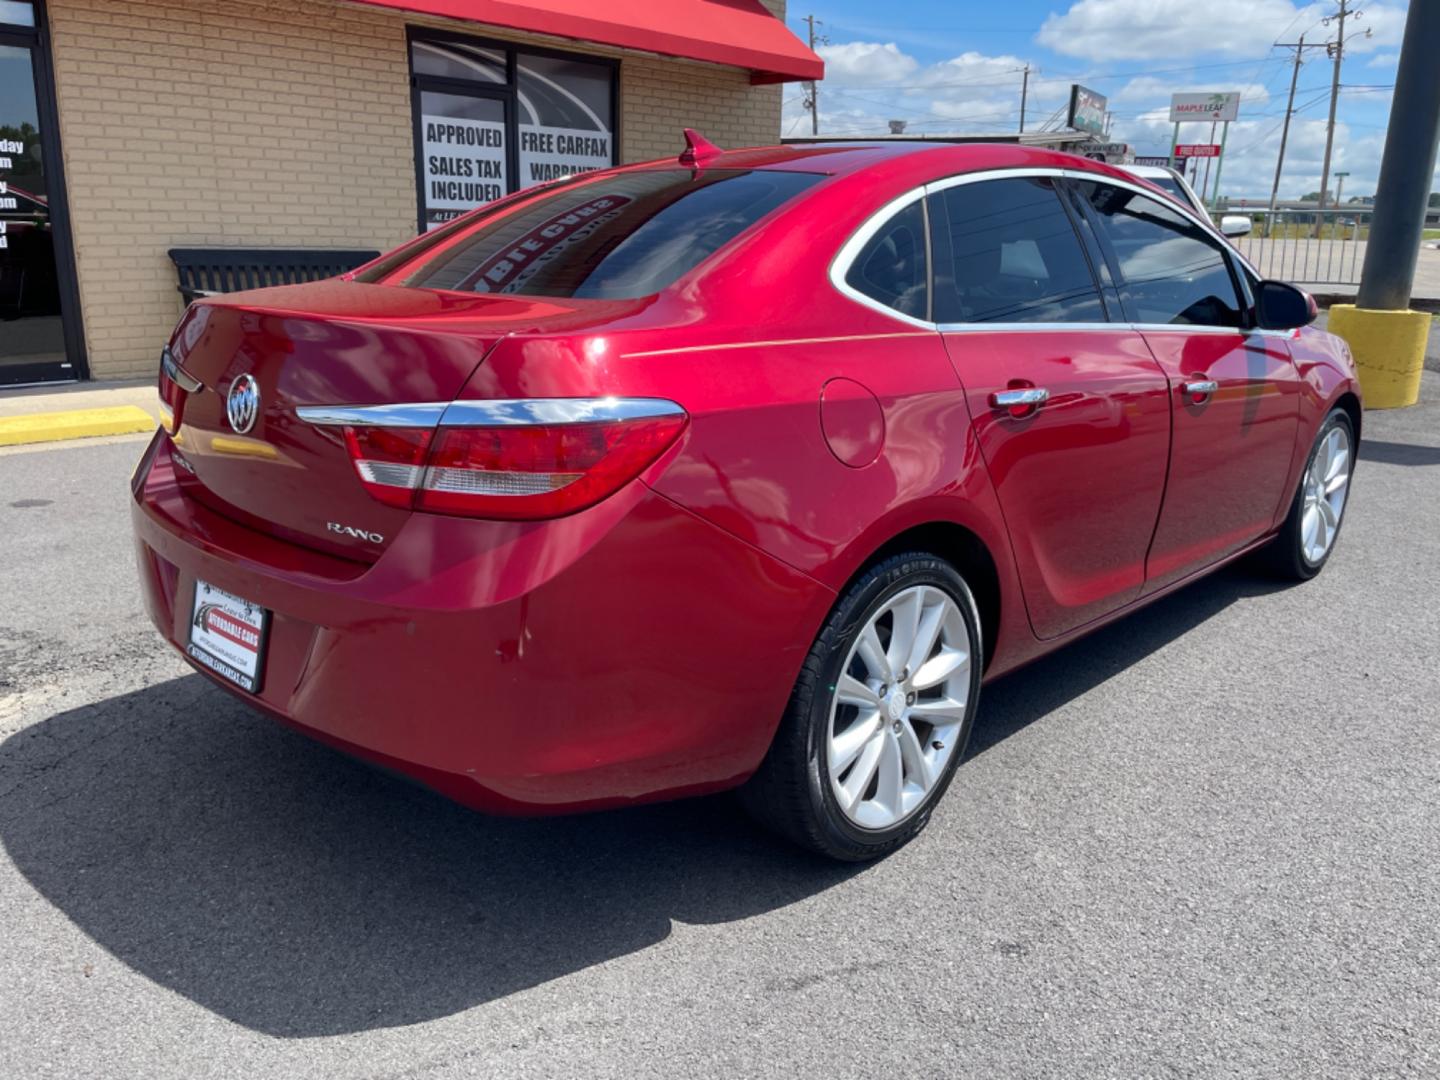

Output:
xmin=0 ymin=0 xmax=820 ymax=384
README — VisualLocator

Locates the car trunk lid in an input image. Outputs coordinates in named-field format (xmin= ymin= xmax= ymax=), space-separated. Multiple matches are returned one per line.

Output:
xmin=164 ymin=279 xmax=647 ymax=561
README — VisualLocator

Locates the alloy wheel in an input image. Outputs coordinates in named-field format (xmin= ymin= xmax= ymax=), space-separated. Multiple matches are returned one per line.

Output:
xmin=826 ymin=585 xmax=971 ymax=830
xmin=1301 ymin=423 xmax=1352 ymax=565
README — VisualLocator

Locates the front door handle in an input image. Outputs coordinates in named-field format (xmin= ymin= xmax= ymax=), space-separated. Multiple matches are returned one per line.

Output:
xmin=991 ymin=387 xmax=1050 ymax=410
xmin=1180 ymin=379 xmax=1219 ymax=401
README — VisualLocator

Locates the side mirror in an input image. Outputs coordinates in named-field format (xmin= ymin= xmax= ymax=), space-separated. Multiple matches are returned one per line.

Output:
xmin=1256 ymin=280 xmax=1317 ymax=330
xmin=1220 ymin=214 xmax=1252 ymax=238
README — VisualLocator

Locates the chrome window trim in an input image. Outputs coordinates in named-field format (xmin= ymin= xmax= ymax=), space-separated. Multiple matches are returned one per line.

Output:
xmin=830 ymin=165 xmax=1265 ymax=334
xmin=827 ymin=187 xmax=935 ymax=331
xmin=936 ymin=321 xmax=1127 ymax=334
xmin=297 ymin=397 xmax=685 ymax=428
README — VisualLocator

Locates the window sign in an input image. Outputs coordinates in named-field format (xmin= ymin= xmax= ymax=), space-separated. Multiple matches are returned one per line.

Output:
xmin=419 ymin=91 xmax=506 ymax=229
xmin=409 ymin=32 xmax=617 ymax=233
xmin=517 ymin=53 xmax=614 ymax=186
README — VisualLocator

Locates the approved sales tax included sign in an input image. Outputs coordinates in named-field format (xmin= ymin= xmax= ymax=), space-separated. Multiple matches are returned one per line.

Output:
xmin=1175 ymin=144 xmax=1222 ymax=158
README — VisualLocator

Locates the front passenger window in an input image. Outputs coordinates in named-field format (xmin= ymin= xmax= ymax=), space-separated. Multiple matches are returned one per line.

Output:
xmin=845 ymin=199 xmax=929 ymax=319
xmin=1077 ymin=183 xmax=1245 ymax=328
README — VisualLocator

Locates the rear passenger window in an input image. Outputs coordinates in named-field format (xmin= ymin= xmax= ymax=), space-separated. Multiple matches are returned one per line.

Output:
xmin=844 ymin=199 xmax=929 ymax=320
xmin=932 ymin=177 xmax=1105 ymax=325
xmin=1076 ymin=182 xmax=1245 ymax=328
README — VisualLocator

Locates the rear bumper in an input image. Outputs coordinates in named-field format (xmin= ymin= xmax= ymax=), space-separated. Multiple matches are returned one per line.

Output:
xmin=131 ymin=432 xmax=832 ymax=813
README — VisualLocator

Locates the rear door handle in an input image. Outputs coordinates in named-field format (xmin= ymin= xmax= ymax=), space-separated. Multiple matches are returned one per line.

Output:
xmin=1180 ymin=379 xmax=1219 ymax=399
xmin=991 ymin=388 xmax=1050 ymax=409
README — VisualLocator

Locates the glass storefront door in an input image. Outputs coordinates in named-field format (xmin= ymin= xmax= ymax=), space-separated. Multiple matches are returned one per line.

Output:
xmin=2 ymin=2 xmax=83 ymax=384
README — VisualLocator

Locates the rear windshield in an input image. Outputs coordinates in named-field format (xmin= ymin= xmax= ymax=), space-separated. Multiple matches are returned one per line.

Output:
xmin=361 ymin=169 xmax=821 ymax=299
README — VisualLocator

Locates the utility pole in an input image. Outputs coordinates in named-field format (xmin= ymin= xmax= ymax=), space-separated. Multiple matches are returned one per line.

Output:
xmin=1019 ymin=65 xmax=1030 ymax=134
xmin=1315 ymin=0 xmax=1370 ymax=235
xmin=1267 ymin=36 xmax=1322 ymax=236
xmin=804 ymin=15 xmax=821 ymax=136
xmin=1330 ymin=0 xmax=1440 ymax=408
xmin=1356 ymin=0 xmax=1440 ymax=311
xmin=1334 ymin=170 xmax=1350 ymax=207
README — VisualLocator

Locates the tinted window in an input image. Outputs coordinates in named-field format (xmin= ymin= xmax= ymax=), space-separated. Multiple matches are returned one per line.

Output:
xmin=845 ymin=199 xmax=928 ymax=319
xmin=1145 ymin=175 xmax=1184 ymax=201
xmin=367 ymin=169 xmax=820 ymax=298
xmin=1078 ymin=182 xmax=1244 ymax=328
xmin=933 ymin=177 xmax=1105 ymax=324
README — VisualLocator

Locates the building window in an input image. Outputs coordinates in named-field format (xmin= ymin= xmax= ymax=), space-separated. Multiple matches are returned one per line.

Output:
xmin=0 ymin=3 xmax=36 ymax=28
xmin=408 ymin=30 xmax=617 ymax=232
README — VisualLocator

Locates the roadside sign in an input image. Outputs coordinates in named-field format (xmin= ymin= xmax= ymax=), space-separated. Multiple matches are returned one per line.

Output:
xmin=1084 ymin=141 xmax=1132 ymax=163
xmin=1175 ymin=143 xmax=1222 ymax=158
xmin=1068 ymin=85 xmax=1108 ymax=135
xmin=1170 ymin=92 xmax=1241 ymax=122
xmin=1133 ymin=155 xmax=1172 ymax=167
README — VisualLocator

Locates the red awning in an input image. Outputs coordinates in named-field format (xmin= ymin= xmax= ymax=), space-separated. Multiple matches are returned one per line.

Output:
xmin=351 ymin=0 xmax=823 ymax=84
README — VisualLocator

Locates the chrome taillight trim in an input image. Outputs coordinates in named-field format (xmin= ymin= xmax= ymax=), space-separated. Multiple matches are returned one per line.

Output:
xmin=297 ymin=397 xmax=686 ymax=429
xmin=296 ymin=403 xmax=449 ymax=428
xmin=438 ymin=397 xmax=685 ymax=427
xmin=161 ymin=347 xmax=203 ymax=392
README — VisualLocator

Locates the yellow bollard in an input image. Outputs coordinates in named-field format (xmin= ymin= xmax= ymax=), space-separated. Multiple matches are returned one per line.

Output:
xmin=1326 ymin=304 xmax=1431 ymax=409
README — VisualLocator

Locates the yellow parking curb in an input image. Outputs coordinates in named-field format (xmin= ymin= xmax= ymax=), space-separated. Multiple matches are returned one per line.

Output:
xmin=0 ymin=405 xmax=156 ymax=447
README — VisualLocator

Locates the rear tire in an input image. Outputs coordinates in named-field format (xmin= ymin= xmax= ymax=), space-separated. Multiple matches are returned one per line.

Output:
xmin=740 ymin=552 xmax=982 ymax=861
xmin=1263 ymin=408 xmax=1355 ymax=581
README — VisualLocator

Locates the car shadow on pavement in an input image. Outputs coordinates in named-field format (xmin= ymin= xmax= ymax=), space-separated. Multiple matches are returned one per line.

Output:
xmin=0 ymin=676 xmax=860 ymax=1038
xmin=0 ymin=562 xmax=1289 ymax=1039
xmin=970 ymin=563 xmax=1289 ymax=754
xmin=1357 ymin=438 xmax=1440 ymax=467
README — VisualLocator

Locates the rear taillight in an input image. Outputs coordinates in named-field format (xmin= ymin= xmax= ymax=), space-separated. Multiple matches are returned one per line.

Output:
xmin=344 ymin=426 xmax=434 ymax=509
xmin=331 ymin=398 xmax=686 ymax=520
xmin=158 ymin=346 xmax=202 ymax=434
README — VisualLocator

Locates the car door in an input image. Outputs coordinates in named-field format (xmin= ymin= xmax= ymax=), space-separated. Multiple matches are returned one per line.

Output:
xmin=931 ymin=173 xmax=1172 ymax=640
xmin=1072 ymin=179 xmax=1301 ymax=592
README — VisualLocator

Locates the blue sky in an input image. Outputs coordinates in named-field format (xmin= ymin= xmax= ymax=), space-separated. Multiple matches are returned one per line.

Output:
xmin=782 ymin=0 xmax=1417 ymax=201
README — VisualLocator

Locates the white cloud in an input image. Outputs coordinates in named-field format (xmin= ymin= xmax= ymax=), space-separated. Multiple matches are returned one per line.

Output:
xmin=1039 ymin=0 xmax=1321 ymax=61
xmin=815 ymin=41 xmax=918 ymax=86
xmin=1342 ymin=5 xmax=1407 ymax=54
xmin=1366 ymin=52 xmax=1399 ymax=68
xmin=1038 ymin=0 xmax=1408 ymax=62
xmin=1112 ymin=77 xmax=1272 ymax=110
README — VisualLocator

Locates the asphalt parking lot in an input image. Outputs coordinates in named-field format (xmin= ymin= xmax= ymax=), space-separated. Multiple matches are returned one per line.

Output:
xmin=2 ymin=376 xmax=1438 ymax=1079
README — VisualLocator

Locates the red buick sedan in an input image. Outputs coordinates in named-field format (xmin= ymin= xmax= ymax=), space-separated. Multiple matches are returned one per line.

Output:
xmin=132 ymin=138 xmax=1360 ymax=860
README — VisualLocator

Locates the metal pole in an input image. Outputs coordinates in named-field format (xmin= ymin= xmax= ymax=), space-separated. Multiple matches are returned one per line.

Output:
xmin=806 ymin=15 xmax=819 ymax=136
xmin=1210 ymin=121 xmax=1230 ymax=212
xmin=1268 ymin=36 xmax=1307 ymax=238
xmin=1357 ymin=0 xmax=1440 ymax=310
xmin=1315 ymin=0 xmax=1350 ymax=236
xmin=1201 ymin=119 xmax=1217 ymax=203
xmin=1169 ymin=121 xmax=1180 ymax=170
xmin=1019 ymin=65 xmax=1029 ymax=134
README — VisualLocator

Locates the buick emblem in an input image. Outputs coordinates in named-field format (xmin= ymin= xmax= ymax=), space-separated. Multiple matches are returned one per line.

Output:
xmin=226 ymin=374 xmax=260 ymax=435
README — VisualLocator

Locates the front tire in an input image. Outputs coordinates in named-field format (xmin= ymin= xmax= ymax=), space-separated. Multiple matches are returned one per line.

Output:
xmin=1265 ymin=408 xmax=1355 ymax=580
xmin=740 ymin=552 xmax=982 ymax=861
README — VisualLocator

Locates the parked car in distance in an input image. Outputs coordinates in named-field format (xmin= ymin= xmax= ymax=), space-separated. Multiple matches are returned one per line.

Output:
xmin=1121 ymin=163 xmax=1253 ymax=238
xmin=133 ymin=136 xmax=1360 ymax=860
